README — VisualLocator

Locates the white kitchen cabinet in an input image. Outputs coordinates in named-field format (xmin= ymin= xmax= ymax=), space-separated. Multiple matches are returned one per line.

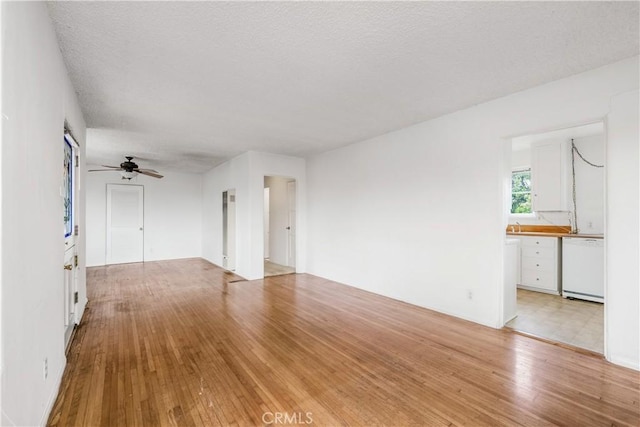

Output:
xmin=518 ymin=235 xmax=561 ymax=294
xmin=531 ymin=141 xmax=567 ymax=212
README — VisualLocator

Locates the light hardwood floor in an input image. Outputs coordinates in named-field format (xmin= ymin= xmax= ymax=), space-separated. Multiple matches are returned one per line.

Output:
xmin=48 ymin=258 xmax=639 ymax=426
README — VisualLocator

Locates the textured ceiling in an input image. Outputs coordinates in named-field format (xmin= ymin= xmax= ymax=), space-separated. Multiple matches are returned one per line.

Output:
xmin=47 ymin=2 xmax=639 ymax=173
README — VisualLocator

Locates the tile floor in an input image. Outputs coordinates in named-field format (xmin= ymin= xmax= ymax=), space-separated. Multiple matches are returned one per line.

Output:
xmin=506 ymin=289 xmax=604 ymax=353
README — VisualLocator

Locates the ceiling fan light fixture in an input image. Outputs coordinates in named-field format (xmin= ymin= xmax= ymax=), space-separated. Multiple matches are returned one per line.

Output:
xmin=120 ymin=171 xmax=138 ymax=180
xmin=89 ymin=156 xmax=162 ymax=179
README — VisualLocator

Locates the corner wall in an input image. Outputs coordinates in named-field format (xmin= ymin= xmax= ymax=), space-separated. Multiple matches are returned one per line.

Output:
xmin=202 ymin=153 xmax=252 ymax=275
xmin=86 ymin=171 xmax=203 ymax=266
xmin=1 ymin=3 xmax=87 ymax=425
xmin=606 ymin=90 xmax=639 ymax=370
xmin=202 ymin=152 xmax=305 ymax=280
xmin=306 ymin=56 xmax=639 ymax=368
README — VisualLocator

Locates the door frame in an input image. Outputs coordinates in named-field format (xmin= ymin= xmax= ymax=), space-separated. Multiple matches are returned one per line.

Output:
xmin=264 ymin=187 xmax=270 ymax=260
xmin=63 ymin=131 xmax=79 ymax=347
xmin=263 ymin=175 xmax=297 ymax=276
xmin=222 ymin=189 xmax=236 ymax=271
xmin=500 ymin=119 xmax=607 ymax=356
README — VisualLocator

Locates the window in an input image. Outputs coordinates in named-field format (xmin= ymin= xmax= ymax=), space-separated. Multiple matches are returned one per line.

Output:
xmin=511 ymin=168 xmax=532 ymax=214
xmin=63 ymin=134 xmax=74 ymax=239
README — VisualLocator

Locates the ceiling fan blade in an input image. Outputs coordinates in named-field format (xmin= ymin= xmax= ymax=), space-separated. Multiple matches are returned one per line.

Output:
xmin=89 ymin=168 xmax=124 ymax=172
xmin=137 ymin=170 xmax=163 ymax=179
xmin=135 ymin=168 xmax=160 ymax=173
xmin=100 ymin=165 xmax=122 ymax=169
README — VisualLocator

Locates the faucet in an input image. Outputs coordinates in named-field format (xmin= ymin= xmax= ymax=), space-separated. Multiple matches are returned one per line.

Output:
xmin=516 ymin=222 xmax=521 ymax=233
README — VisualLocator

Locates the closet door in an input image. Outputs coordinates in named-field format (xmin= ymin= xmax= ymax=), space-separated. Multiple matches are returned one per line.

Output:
xmin=106 ymin=184 xmax=144 ymax=264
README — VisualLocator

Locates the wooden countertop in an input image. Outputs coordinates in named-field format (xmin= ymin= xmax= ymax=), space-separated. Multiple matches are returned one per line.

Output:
xmin=507 ymin=231 xmax=568 ymax=238
xmin=506 ymin=231 xmax=604 ymax=239
xmin=505 ymin=224 xmax=604 ymax=239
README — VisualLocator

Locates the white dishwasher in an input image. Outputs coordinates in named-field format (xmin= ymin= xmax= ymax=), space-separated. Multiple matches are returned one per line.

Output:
xmin=562 ymin=237 xmax=604 ymax=303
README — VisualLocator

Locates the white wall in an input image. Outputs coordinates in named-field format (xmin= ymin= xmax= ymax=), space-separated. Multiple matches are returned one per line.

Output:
xmin=202 ymin=152 xmax=251 ymax=275
xmin=202 ymin=151 xmax=305 ymax=280
xmin=511 ymin=149 xmax=531 ymax=170
xmin=86 ymin=171 xmax=203 ymax=266
xmin=571 ymin=134 xmax=605 ymax=233
xmin=306 ymin=56 xmax=639 ymax=369
xmin=308 ymin=118 xmax=504 ymax=326
xmin=265 ymin=176 xmax=292 ymax=266
xmin=606 ymin=90 xmax=639 ymax=370
xmin=1 ymin=3 xmax=87 ymax=425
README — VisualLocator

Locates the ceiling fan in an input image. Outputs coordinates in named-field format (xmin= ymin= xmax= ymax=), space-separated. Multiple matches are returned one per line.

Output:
xmin=89 ymin=156 xmax=163 ymax=180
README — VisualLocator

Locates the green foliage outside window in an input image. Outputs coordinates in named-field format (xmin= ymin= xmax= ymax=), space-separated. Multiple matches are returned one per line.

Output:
xmin=511 ymin=170 xmax=532 ymax=214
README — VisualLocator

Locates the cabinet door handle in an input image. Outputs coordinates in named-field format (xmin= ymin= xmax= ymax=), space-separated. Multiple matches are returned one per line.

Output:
xmin=536 ymin=264 xmax=540 ymax=267
xmin=536 ymin=251 xmax=539 ymax=254
xmin=536 ymin=278 xmax=540 ymax=281
xmin=536 ymin=241 xmax=540 ymax=245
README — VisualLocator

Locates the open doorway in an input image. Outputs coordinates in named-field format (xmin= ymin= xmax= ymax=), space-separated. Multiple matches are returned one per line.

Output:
xmin=263 ymin=176 xmax=296 ymax=277
xmin=222 ymin=189 xmax=236 ymax=271
xmin=503 ymin=122 xmax=605 ymax=354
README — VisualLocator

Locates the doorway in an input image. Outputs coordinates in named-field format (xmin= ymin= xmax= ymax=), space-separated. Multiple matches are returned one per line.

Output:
xmin=106 ymin=184 xmax=144 ymax=265
xmin=263 ymin=176 xmax=296 ymax=277
xmin=503 ymin=122 xmax=605 ymax=354
xmin=222 ymin=189 xmax=236 ymax=271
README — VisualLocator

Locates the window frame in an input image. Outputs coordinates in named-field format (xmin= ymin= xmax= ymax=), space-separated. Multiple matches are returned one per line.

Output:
xmin=510 ymin=166 xmax=534 ymax=216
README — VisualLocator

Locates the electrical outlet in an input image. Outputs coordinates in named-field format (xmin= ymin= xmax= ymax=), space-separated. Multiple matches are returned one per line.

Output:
xmin=467 ymin=290 xmax=473 ymax=300
xmin=43 ymin=358 xmax=48 ymax=380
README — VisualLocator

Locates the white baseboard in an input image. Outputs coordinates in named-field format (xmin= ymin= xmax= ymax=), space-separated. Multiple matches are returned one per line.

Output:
xmin=39 ymin=363 xmax=65 ymax=427
xmin=608 ymin=355 xmax=640 ymax=371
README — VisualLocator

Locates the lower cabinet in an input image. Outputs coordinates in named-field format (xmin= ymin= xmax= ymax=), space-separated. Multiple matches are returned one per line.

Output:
xmin=518 ymin=236 xmax=561 ymax=294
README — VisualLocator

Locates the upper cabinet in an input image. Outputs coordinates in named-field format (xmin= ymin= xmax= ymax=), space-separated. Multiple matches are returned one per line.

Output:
xmin=531 ymin=141 xmax=568 ymax=212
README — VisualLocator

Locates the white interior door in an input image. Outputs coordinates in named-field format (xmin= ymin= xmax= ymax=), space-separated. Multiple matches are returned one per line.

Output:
xmin=63 ymin=132 xmax=79 ymax=347
xmin=286 ymin=181 xmax=296 ymax=268
xmin=63 ymin=248 xmax=76 ymax=346
xmin=106 ymin=184 xmax=144 ymax=264
xmin=222 ymin=189 xmax=236 ymax=271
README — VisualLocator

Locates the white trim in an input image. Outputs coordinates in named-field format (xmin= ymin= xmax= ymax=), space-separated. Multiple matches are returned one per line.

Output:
xmin=602 ymin=116 xmax=609 ymax=362
xmin=63 ymin=132 xmax=79 ymax=149
xmin=509 ymin=213 xmax=536 ymax=219
xmin=512 ymin=166 xmax=531 ymax=173
xmin=39 ymin=362 xmax=65 ymax=427
xmin=607 ymin=355 xmax=639 ymax=372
